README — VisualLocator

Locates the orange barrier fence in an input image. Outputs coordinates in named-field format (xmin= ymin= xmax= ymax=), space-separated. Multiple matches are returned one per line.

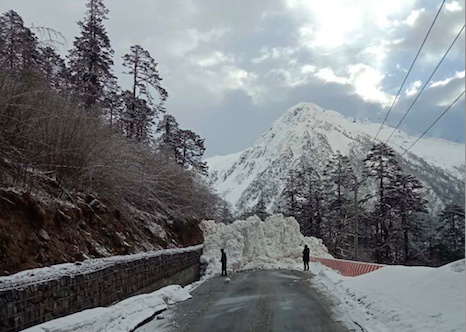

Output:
xmin=310 ymin=256 xmax=384 ymax=277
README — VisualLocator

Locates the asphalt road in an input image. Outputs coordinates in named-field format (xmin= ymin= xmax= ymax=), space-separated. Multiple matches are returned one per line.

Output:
xmin=138 ymin=270 xmax=349 ymax=332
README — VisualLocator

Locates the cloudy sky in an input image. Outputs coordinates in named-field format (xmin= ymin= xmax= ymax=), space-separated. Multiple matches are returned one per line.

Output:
xmin=1 ymin=0 xmax=464 ymax=157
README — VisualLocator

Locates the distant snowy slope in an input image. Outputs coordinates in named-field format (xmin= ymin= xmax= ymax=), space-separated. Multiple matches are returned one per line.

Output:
xmin=206 ymin=102 xmax=464 ymax=213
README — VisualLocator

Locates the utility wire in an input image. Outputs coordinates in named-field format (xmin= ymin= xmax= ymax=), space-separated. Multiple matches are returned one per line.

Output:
xmin=385 ymin=25 xmax=465 ymax=144
xmin=373 ymin=0 xmax=446 ymax=142
xmin=401 ymin=90 xmax=465 ymax=157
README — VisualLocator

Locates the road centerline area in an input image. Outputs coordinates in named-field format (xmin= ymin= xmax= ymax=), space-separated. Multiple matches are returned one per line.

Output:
xmin=137 ymin=270 xmax=348 ymax=332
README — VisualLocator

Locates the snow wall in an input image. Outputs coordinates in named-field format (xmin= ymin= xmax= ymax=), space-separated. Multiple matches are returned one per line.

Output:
xmin=200 ymin=214 xmax=332 ymax=276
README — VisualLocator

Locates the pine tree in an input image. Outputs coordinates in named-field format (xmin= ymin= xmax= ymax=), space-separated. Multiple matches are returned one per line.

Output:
xmin=386 ymin=173 xmax=427 ymax=263
xmin=68 ymin=0 xmax=114 ymax=111
xmin=38 ymin=46 xmax=70 ymax=92
xmin=252 ymin=194 xmax=270 ymax=221
xmin=434 ymin=204 xmax=465 ymax=262
xmin=280 ymin=169 xmax=304 ymax=225
xmin=156 ymin=114 xmax=180 ymax=158
xmin=323 ymin=151 xmax=355 ymax=256
xmin=215 ymin=198 xmax=234 ymax=224
xmin=121 ymin=89 xmax=151 ymax=141
xmin=0 ymin=10 xmax=40 ymax=73
xmin=155 ymin=114 xmax=207 ymax=174
xmin=176 ymin=129 xmax=208 ymax=175
xmin=364 ymin=143 xmax=402 ymax=263
xmin=102 ymin=77 xmax=123 ymax=129
xmin=300 ymin=166 xmax=324 ymax=237
xmin=122 ymin=45 xmax=167 ymax=142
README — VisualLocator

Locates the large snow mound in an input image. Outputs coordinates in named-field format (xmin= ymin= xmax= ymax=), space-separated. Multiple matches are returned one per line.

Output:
xmin=200 ymin=214 xmax=332 ymax=276
xmin=311 ymin=259 xmax=465 ymax=331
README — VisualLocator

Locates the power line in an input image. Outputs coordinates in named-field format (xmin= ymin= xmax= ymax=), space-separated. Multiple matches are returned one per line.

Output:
xmin=373 ymin=0 xmax=447 ymax=142
xmin=401 ymin=90 xmax=465 ymax=157
xmin=385 ymin=24 xmax=465 ymax=144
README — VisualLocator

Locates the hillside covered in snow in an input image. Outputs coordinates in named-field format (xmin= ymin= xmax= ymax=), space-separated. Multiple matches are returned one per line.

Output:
xmin=206 ymin=102 xmax=464 ymax=215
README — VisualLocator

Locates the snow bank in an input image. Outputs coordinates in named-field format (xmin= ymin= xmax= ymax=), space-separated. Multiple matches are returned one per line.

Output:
xmin=200 ymin=214 xmax=332 ymax=276
xmin=311 ymin=259 xmax=465 ymax=332
xmin=23 ymin=285 xmax=191 ymax=332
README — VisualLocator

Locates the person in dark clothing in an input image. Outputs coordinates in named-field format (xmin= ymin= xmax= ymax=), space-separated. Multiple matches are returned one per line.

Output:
xmin=303 ymin=245 xmax=310 ymax=271
xmin=220 ymin=248 xmax=227 ymax=276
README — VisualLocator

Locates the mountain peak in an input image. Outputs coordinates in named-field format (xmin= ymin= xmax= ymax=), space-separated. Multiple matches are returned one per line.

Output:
xmin=206 ymin=102 xmax=464 ymax=213
xmin=277 ymin=102 xmax=348 ymax=130
xmin=287 ymin=102 xmax=324 ymax=114
xmin=283 ymin=102 xmax=324 ymax=121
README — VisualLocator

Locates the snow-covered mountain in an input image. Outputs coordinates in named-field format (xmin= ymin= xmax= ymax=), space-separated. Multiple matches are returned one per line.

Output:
xmin=206 ymin=102 xmax=465 ymax=214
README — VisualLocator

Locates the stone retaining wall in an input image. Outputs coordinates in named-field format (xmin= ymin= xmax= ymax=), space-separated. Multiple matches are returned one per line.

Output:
xmin=0 ymin=246 xmax=202 ymax=332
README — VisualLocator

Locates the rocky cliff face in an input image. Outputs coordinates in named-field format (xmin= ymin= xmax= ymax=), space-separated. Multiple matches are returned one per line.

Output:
xmin=206 ymin=102 xmax=464 ymax=214
xmin=0 ymin=189 xmax=203 ymax=275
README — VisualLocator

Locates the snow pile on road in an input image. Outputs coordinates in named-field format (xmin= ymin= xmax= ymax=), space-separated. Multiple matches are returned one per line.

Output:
xmin=311 ymin=259 xmax=465 ymax=332
xmin=23 ymin=285 xmax=191 ymax=332
xmin=200 ymin=214 xmax=332 ymax=276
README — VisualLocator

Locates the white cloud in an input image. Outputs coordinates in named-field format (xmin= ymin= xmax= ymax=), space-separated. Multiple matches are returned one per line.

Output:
xmin=300 ymin=65 xmax=316 ymax=74
xmin=194 ymin=65 xmax=264 ymax=104
xmin=291 ymin=1 xmax=363 ymax=48
xmin=164 ymin=28 xmax=229 ymax=57
xmin=314 ymin=67 xmax=349 ymax=84
xmin=406 ymin=80 xmax=422 ymax=96
xmin=348 ymin=64 xmax=393 ymax=106
xmin=223 ymin=66 xmax=250 ymax=89
xmin=251 ymin=47 xmax=295 ymax=64
xmin=251 ymin=51 xmax=270 ymax=64
xmin=360 ymin=43 xmax=389 ymax=66
xmin=403 ymin=9 xmax=424 ymax=27
xmin=261 ymin=64 xmax=322 ymax=94
xmin=445 ymin=1 xmax=463 ymax=12
xmin=290 ymin=0 xmax=415 ymax=49
xmin=430 ymin=71 xmax=465 ymax=88
xmin=193 ymin=51 xmax=235 ymax=68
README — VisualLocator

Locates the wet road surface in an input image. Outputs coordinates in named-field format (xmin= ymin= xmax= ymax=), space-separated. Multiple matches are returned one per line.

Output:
xmin=138 ymin=270 xmax=348 ymax=332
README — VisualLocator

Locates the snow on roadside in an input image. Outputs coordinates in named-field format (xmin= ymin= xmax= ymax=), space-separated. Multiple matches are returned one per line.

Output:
xmin=13 ymin=213 xmax=464 ymax=332
xmin=22 ymin=285 xmax=191 ymax=332
xmin=199 ymin=214 xmax=332 ymax=277
xmin=200 ymin=215 xmax=465 ymax=331
xmin=310 ymin=259 xmax=466 ymax=332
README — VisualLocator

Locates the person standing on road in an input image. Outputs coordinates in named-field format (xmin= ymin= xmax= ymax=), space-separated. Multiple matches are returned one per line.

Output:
xmin=303 ymin=245 xmax=310 ymax=271
xmin=220 ymin=248 xmax=227 ymax=276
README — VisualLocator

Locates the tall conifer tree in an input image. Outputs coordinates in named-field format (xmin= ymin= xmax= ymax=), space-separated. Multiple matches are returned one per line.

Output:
xmin=323 ymin=151 xmax=354 ymax=255
xmin=122 ymin=45 xmax=167 ymax=142
xmin=39 ymin=46 xmax=70 ymax=92
xmin=68 ymin=0 xmax=114 ymax=111
xmin=176 ymin=129 xmax=208 ymax=175
xmin=386 ymin=173 xmax=427 ymax=262
xmin=364 ymin=143 xmax=402 ymax=262
xmin=434 ymin=204 xmax=465 ymax=262
xmin=0 ymin=10 xmax=40 ymax=73
xmin=156 ymin=114 xmax=180 ymax=158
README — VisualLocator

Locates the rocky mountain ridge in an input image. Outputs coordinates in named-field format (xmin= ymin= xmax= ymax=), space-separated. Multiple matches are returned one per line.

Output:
xmin=206 ymin=102 xmax=464 ymax=214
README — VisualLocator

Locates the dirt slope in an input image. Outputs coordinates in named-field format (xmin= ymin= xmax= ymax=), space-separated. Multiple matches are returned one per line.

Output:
xmin=0 ymin=189 xmax=203 ymax=275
